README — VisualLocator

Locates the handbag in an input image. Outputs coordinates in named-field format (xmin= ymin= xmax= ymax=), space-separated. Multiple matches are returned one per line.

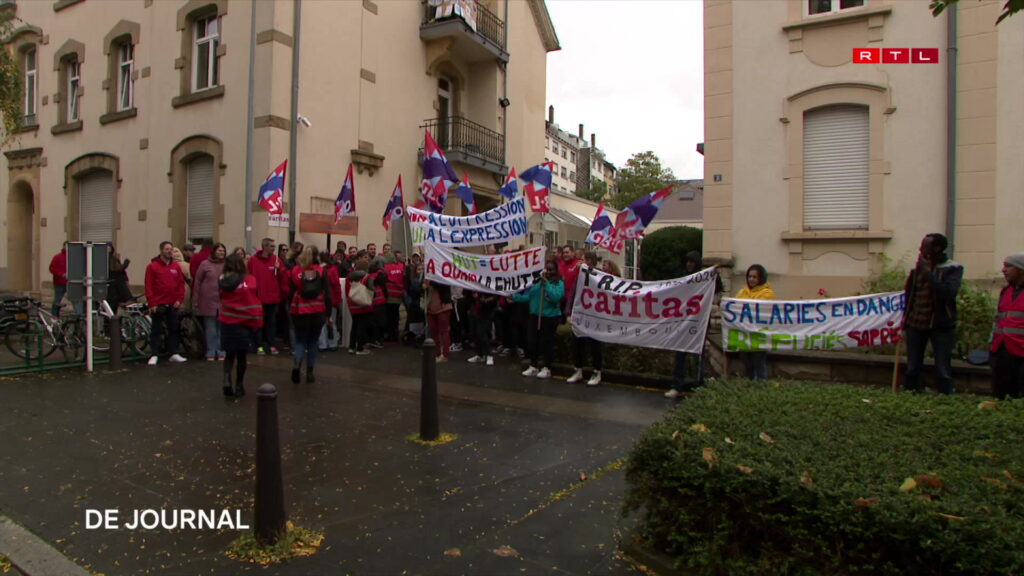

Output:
xmin=349 ymin=282 xmax=373 ymax=307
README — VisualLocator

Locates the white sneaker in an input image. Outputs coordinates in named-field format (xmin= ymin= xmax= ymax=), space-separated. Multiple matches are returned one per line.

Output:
xmin=467 ymin=355 xmax=484 ymax=364
xmin=449 ymin=343 xmax=463 ymax=352
xmin=485 ymin=356 xmax=494 ymax=366
xmin=521 ymin=366 xmax=539 ymax=377
xmin=536 ymin=367 xmax=551 ymax=379
xmin=435 ymin=355 xmax=449 ymax=364
xmin=664 ymin=389 xmax=681 ymax=399
xmin=566 ymin=368 xmax=584 ymax=383
xmin=147 ymin=355 xmax=158 ymax=366
xmin=169 ymin=354 xmax=187 ymax=363
xmin=587 ymin=371 xmax=602 ymax=387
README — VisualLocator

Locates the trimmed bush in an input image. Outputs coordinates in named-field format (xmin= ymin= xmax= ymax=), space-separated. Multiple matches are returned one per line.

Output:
xmin=624 ymin=380 xmax=1024 ymax=575
xmin=640 ymin=226 xmax=703 ymax=281
xmin=554 ymin=324 xmax=677 ymax=378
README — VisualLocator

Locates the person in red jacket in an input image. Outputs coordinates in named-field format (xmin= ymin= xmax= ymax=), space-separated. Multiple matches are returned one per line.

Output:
xmin=247 ymin=237 xmax=284 ymax=355
xmin=383 ymin=253 xmax=406 ymax=342
xmin=557 ymin=244 xmax=582 ymax=318
xmin=189 ymin=241 xmax=213 ymax=287
xmin=144 ymin=241 xmax=188 ymax=365
xmin=49 ymin=242 xmax=70 ymax=316
xmin=289 ymin=246 xmax=331 ymax=383
xmin=218 ymin=253 xmax=263 ymax=397
xmin=991 ymin=253 xmax=1024 ymax=399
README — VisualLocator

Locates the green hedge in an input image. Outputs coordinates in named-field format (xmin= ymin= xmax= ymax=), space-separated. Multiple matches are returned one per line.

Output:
xmin=623 ymin=380 xmax=1024 ymax=575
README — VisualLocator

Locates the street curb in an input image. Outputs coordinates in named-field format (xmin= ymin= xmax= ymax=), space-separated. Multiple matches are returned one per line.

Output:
xmin=0 ymin=516 xmax=90 ymax=576
xmin=618 ymin=529 xmax=690 ymax=576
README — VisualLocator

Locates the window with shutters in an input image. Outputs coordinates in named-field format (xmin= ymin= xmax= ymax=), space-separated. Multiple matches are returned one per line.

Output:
xmin=79 ymin=170 xmax=115 ymax=243
xmin=802 ymin=105 xmax=869 ymax=230
xmin=186 ymin=155 xmax=215 ymax=245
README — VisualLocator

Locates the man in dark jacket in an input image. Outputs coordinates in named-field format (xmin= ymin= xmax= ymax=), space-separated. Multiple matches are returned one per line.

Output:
xmin=902 ymin=233 xmax=963 ymax=394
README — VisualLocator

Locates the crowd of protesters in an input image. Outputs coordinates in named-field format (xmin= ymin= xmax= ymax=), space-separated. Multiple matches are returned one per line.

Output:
xmin=45 ymin=233 xmax=1024 ymax=400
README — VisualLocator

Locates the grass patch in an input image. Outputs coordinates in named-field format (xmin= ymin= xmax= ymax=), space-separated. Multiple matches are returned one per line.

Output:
xmin=406 ymin=432 xmax=458 ymax=446
xmin=225 ymin=522 xmax=324 ymax=566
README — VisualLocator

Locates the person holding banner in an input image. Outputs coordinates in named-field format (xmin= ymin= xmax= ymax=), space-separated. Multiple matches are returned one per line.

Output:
xmin=666 ymin=251 xmax=724 ymax=397
xmin=515 ymin=260 xmax=565 ymax=379
xmin=902 ymin=233 xmax=963 ymax=395
xmin=989 ymin=253 xmax=1024 ymax=398
xmin=567 ymin=252 xmax=604 ymax=387
xmin=736 ymin=264 xmax=775 ymax=380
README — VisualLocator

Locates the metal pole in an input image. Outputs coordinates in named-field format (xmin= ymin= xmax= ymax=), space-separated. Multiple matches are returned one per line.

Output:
xmin=420 ymin=338 xmax=439 ymax=441
xmin=255 ymin=383 xmax=287 ymax=544
xmin=288 ymin=0 xmax=303 ymax=245
xmin=243 ymin=0 xmax=257 ymax=252
xmin=85 ymin=242 xmax=93 ymax=372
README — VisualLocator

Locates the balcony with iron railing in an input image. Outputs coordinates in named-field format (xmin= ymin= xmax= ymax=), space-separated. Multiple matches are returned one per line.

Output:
xmin=421 ymin=116 xmax=506 ymax=175
xmin=420 ymin=0 xmax=508 ymax=63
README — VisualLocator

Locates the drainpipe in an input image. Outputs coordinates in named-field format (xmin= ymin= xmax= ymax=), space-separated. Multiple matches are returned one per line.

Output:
xmin=287 ymin=0 xmax=303 ymax=244
xmin=945 ymin=5 xmax=957 ymax=250
xmin=501 ymin=0 xmax=509 ymax=167
xmin=243 ymin=0 xmax=257 ymax=251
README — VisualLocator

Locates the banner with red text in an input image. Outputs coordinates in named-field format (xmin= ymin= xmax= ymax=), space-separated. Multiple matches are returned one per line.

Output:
xmin=570 ymin=266 xmax=717 ymax=353
xmin=720 ymin=292 xmax=904 ymax=352
xmin=424 ymin=243 xmax=547 ymax=296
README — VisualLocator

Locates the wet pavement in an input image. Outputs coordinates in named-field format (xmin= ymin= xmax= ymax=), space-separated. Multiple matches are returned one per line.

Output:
xmin=0 ymin=343 xmax=674 ymax=575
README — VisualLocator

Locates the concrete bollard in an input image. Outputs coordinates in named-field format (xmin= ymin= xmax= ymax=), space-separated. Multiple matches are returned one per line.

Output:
xmin=255 ymin=384 xmax=287 ymax=544
xmin=420 ymin=338 xmax=439 ymax=441
xmin=108 ymin=315 xmax=122 ymax=370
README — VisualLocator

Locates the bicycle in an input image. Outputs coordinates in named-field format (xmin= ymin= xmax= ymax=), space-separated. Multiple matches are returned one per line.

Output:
xmin=118 ymin=301 xmax=206 ymax=359
xmin=4 ymin=298 xmax=84 ymax=361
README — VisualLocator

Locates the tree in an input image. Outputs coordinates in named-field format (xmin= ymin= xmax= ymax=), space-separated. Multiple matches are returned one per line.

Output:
xmin=0 ymin=10 xmax=24 ymax=148
xmin=610 ymin=151 xmax=675 ymax=210
xmin=930 ymin=0 xmax=1022 ymax=24
xmin=639 ymin=226 xmax=702 ymax=281
xmin=576 ymin=178 xmax=608 ymax=204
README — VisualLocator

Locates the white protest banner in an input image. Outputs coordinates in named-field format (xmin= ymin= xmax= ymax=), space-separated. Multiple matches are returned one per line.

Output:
xmin=720 ymin=292 xmax=905 ymax=352
xmin=570 ymin=266 xmax=717 ymax=353
xmin=424 ymin=243 xmax=547 ymax=295
xmin=409 ymin=197 xmax=528 ymax=247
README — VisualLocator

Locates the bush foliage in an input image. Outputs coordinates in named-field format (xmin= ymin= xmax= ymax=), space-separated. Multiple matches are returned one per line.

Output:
xmin=624 ymin=380 xmax=1024 ymax=575
xmin=640 ymin=226 xmax=703 ymax=281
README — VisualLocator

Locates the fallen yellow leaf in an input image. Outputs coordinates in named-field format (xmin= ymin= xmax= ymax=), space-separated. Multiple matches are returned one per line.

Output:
xmin=759 ymin=432 xmax=775 ymax=445
xmin=702 ymin=447 xmax=718 ymax=469
xmin=899 ymin=477 xmax=918 ymax=492
xmin=444 ymin=548 xmax=462 ymax=558
xmin=978 ymin=401 xmax=999 ymax=411
xmin=492 ymin=545 xmax=518 ymax=558
xmin=737 ymin=465 xmax=755 ymax=475
xmin=801 ymin=471 xmax=814 ymax=488
xmin=690 ymin=423 xmax=710 ymax=433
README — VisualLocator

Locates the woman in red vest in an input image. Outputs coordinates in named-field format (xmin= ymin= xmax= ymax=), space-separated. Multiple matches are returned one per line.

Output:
xmin=289 ymin=246 xmax=332 ymax=384
xmin=218 ymin=254 xmax=263 ymax=397
xmin=991 ymin=253 xmax=1024 ymax=398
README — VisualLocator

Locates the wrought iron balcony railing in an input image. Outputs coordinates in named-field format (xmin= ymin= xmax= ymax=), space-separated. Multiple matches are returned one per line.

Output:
xmin=421 ymin=116 xmax=505 ymax=173
xmin=421 ymin=0 xmax=507 ymax=60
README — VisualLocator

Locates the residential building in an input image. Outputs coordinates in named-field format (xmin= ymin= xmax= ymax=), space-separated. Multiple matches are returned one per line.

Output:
xmin=542 ymin=105 xmax=617 ymax=197
xmin=702 ymin=0 xmax=1023 ymax=298
xmin=1 ymin=0 xmax=559 ymax=294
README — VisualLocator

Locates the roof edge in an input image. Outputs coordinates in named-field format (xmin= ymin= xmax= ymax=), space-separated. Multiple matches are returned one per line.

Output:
xmin=527 ymin=0 xmax=561 ymax=52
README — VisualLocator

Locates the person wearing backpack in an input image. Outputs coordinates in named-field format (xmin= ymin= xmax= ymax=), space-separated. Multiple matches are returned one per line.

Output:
xmin=218 ymin=253 xmax=263 ymax=397
xmin=288 ymin=246 xmax=332 ymax=383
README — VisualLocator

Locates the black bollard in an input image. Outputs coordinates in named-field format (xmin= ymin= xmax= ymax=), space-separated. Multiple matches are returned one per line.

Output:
xmin=109 ymin=315 xmax=122 ymax=370
xmin=420 ymin=338 xmax=439 ymax=441
xmin=255 ymin=384 xmax=287 ymax=544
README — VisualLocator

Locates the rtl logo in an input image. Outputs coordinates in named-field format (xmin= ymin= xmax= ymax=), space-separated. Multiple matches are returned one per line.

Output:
xmin=852 ymin=48 xmax=940 ymax=64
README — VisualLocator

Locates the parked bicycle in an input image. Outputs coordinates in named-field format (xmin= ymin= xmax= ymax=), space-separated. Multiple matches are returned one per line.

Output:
xmin=117 ymin=299 xmax=205 ymax=359
xmin=3 ymin=298 xmax=85 ymax=361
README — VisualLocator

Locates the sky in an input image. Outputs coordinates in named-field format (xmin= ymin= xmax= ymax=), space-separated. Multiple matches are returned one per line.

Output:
xmin=544 ymin=0 xmax=705 ymax=180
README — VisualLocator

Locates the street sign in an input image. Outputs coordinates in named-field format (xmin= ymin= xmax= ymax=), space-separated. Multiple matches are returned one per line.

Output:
xmin=67 ymin=242 xmax=109 ymax=302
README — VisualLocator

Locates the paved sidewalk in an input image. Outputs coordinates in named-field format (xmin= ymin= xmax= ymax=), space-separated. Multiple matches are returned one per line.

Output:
xmin=0 ymin=343 xmax=674 ymax=575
